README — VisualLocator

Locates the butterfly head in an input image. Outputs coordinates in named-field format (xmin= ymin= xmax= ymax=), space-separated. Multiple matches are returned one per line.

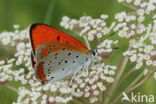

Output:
xmin=90 ymin=49 xmax=97 ymax=56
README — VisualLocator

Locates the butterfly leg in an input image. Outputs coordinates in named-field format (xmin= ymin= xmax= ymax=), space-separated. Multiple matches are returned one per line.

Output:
xmin=69 ymin=69 xmax=79 ymax=84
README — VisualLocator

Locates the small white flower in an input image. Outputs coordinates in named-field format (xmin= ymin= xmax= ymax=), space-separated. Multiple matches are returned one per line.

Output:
xmin=49 ymin=96 xmax=55 ymax=102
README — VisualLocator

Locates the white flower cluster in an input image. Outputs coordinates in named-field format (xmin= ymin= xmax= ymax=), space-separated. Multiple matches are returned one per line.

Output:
xmin=114 ymin=11 xmax=147 ymax=38
xmin=0 ymin=26 xmax=31 ymax=84
xmin=118 ymin=0 xmax=156 ymax=15
xmin=0 ymin=25 xmax=29 ymax=46
xmin=70 ymin=63 xmax=117 ymax=103
xmin=123 ymin=39 xmax=156 ymax=69
xmin=114 ymin=0 xmax=156 ymax=39
xmin=60 ymin=15 xmax=116 ymax=41
xmin=14 ymin=82 xmax=73 ymax=104
xmin=122 ymin=10 xmax=156 ymax=75
xmin=97 ymin=40 xmax=118 ymax=53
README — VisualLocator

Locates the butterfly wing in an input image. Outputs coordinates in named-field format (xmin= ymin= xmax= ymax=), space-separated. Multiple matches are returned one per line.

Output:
xmin=31 ymin=53 xmax=36 ymax=68
xmin=35 ymin=43 xmax=92 ymax=84
xmin=29 ymin=23 xmax=87 ymax=56
xmin=35 ymin=42 xmax=90 ymax=62
xmin=36 ymin=50 xmax=92 ymax=84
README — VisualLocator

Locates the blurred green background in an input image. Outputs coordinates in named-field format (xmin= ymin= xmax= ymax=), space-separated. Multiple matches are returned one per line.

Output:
xmin=0 ymin=0 xmax=156 ymax=104
xmin=0 ymin=0 xmax=125 ymax=31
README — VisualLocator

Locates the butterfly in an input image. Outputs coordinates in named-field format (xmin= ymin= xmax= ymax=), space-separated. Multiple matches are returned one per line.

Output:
xmin=29 ymin=23 xmax=96 ymax=85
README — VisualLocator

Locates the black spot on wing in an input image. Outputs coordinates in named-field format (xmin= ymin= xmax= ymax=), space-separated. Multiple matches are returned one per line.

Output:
xmin=62 ymin=48 xmax=65 ymax=50
xmin=86 ymin=57 xmax=88 ymax=62
xmin=65 ymin=60 xmax=68 ymax=63
xmin=57 ymin=36 xmax=60 ymax=41
xmin=68 ymin=52 xmax=71 ymax=56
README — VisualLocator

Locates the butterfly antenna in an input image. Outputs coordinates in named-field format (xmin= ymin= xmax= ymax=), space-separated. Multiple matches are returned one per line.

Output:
xmin=100 ymin=32 xmax=116 ymax=43
xmin=106 ymin=32 xmax=116 ymax=39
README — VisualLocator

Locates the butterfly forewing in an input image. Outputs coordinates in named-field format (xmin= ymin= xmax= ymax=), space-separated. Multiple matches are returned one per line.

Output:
xmin=29 ymin=23 xmax=87 ymax=56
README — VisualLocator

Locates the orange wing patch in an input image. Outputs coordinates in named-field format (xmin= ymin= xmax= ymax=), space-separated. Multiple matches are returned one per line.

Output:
xmin=40 ymin=43 xmax=90 ymax=58
xmin=36 ymin=62 xmax=47 ymax=84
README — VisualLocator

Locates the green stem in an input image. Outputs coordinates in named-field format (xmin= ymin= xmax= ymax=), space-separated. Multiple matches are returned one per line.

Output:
xmin=128 ymin=70 xmax=144 ymax=88
xmin=110 ymin=70 xmax=155 ymax=104
xmin=129 ymin=70 xmax=156 ymax=91
xmin=74 ymin=98 xmax=90 ymax=104
xmin=118 ymin=66 xmax=136 ymax=84
xmin=44 ymin=0 xmax=56 ymax=24
xmin=104 ymin=55 xmax=129 ymax=104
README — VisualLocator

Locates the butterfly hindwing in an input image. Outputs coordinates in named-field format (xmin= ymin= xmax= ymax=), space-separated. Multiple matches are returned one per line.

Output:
xmin=35 ymin=49 xmax=92 ymax=84
xmin=35 ymin=43 xmax=92 ymax=84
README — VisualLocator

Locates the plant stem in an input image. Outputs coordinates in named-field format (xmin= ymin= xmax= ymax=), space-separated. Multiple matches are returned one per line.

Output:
xmin=110 ymin=70 xmax=155 ymax=104
xmin=118 ymin=66 xmax=136 ymax=84
xmin=129 ymin=70 xmax=156 ymax=91
xmin=83 ymin=36 xmax=91 ymax=50
xmin=104 ymin=55 xmax=129 ymax=104
xmin=44 ymin=0 xmax=56 ymax=24
xmin=5 ymin=84 xmax=18 ymax=92
xmin=128 ymin=70 xmax=144 ymax=88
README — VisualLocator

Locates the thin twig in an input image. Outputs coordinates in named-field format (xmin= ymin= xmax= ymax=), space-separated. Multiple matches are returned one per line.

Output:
xmin=44 ymin=0 xmax=56 ymax=24
xmin=110 ymin=70 xmax=155 ymax=104
xmin=130 ymin=70 xmax=156 ymax=91
xmin=122 ymin=2 xmax=137 ymax=10
xmin=128 ymin=70 xmax=144 ymax=88
xmin=83 ymin=36 xmax=91 ymax=50
xmin=104 ymin=54 xmax=129 ymax=104
xmin=118 ymin=66 xmax=136 ymax=84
